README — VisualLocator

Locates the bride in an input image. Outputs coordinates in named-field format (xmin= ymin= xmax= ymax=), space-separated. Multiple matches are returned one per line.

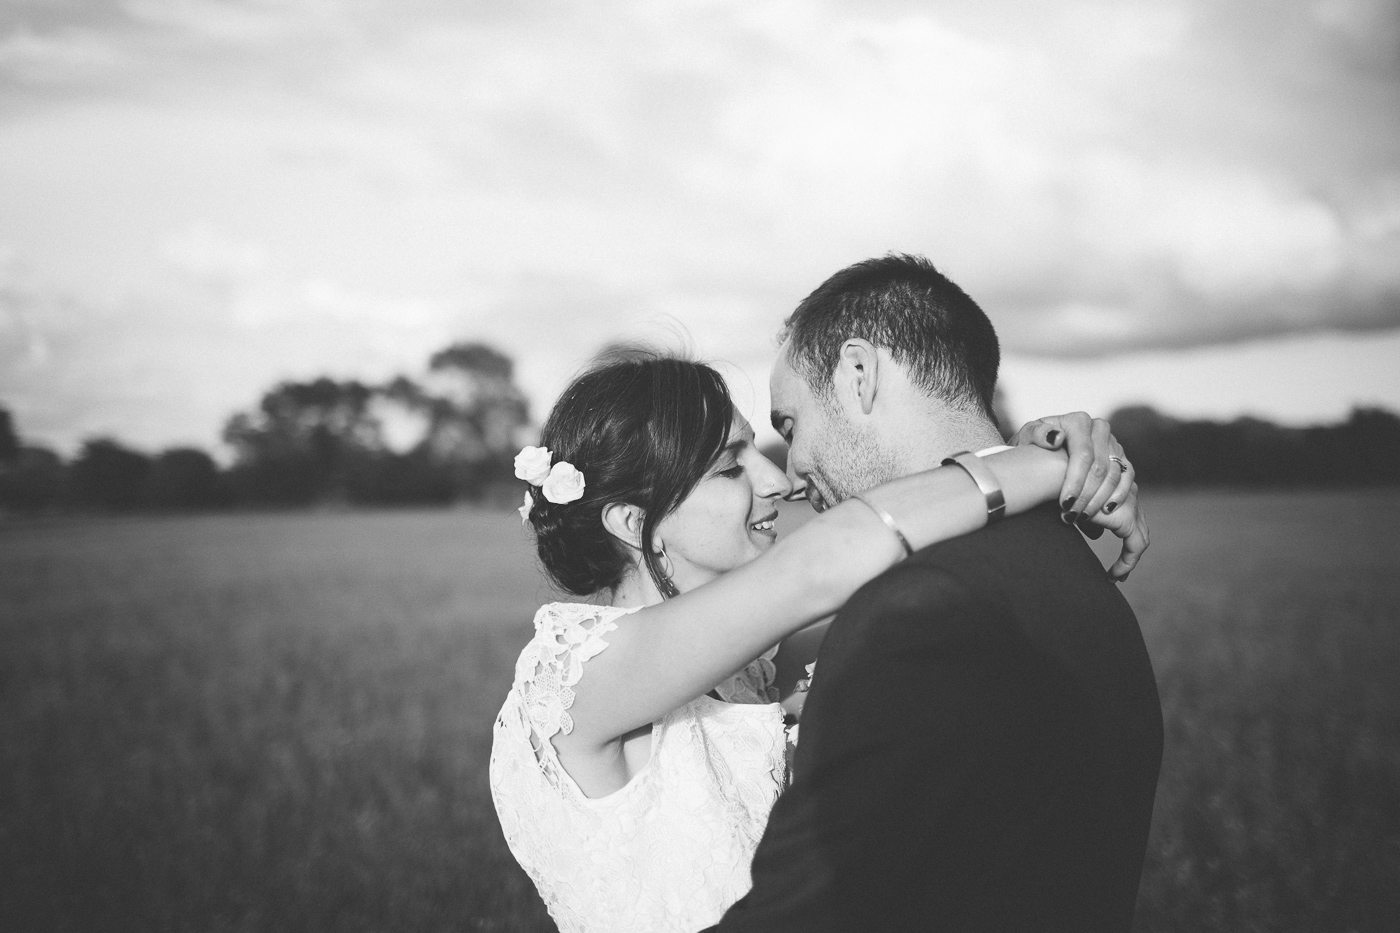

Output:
xmin=489 ymin=353 xmax=1140 ymax=933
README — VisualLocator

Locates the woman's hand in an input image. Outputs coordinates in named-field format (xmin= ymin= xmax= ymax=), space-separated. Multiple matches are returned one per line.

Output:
xmin=1081 ymin=484 xmax=1148 ymax=581
xmin=1013 ymin=411 xmax=1132 ymax=514
xmin=1012 ymin=411 xmax=1148 ymax=582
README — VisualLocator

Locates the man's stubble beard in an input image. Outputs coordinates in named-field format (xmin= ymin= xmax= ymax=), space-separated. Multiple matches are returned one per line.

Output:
xmin=810 ymin=406 xmax=901 ymax=509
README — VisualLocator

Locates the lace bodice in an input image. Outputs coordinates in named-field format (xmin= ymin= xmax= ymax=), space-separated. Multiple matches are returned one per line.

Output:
xmin=489 ymin=602 xmax=789 ymax=933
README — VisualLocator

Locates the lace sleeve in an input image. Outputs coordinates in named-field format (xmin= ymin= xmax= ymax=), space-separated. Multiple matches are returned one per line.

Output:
xmin=712 ymin=644 xmax=780 ymax=705
xmin=515 ymin=602 xmax=626 ymax=740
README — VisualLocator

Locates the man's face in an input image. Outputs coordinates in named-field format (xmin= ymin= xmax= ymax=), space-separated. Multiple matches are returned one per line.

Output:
xmin=769 ymin=345 xmax=899 ymax=512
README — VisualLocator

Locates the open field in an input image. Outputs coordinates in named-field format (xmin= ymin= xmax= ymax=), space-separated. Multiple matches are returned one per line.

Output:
xmin=2 ymin=492 xmax=1399 ymax=932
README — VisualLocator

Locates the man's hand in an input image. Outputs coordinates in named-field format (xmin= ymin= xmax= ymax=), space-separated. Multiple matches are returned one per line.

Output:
xmin=1013 ymin=412 xmax=1148 ymax=582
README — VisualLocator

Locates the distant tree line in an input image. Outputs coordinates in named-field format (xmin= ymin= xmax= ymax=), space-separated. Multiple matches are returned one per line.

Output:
xmin=0 ymin=342 xmax=532 ymax=513
xmin=4 ymin=360 xmax=1400 ymax=515
xmin=1107 ymin=405 xmax=1400 ymax=486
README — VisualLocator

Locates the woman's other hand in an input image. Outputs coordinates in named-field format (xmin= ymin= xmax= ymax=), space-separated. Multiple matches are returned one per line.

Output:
xmin=1080 ymin=483 xmax=1148 ymax=581
xmin=1012 ymin=412 xmax=1148 ymax=582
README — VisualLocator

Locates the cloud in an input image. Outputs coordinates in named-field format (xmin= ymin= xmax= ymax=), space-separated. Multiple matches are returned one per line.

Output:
xmin=981 ymin=160 xmax=1400 ymax=354
xmin=0 ymin=0 xmax=1397 ymax=449
xmin=0 ymin=223 xmax=474 ymax=453
xmin=999 ymin=328 xmax=1400 ymax=429
xmin=122 ymin=0 xmax=339 ymax=44
xmin=0 ymin=26 xmax=131 ymax=84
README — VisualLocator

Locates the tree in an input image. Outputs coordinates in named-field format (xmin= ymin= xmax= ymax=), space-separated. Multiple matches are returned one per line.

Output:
xmin=222 ymin=378 xmax=383 ymax=505
xmin=68 ymin=439 xmax=152 ymax=510
xmin=1108 ymin=405 xmax=1400 ymax=487
xmin=0 ymin=407 xmax=18 ymax=464
xmin=145 ymin=448 xmax=223 ymax=509
xmin=0 ymin=407 xmax=63 ymax=511
xmin=394 ymin=342 xmax=533 ymax=500
xmin=423 ymin=343 xmax=531 ymax=466
xmin=0 ymin=447 xmax=63 ymax=511
xmin=1332 ymin=408 xmax=1400 ymax=484
xmin=219 ymin=344 xmax=534 ymax=506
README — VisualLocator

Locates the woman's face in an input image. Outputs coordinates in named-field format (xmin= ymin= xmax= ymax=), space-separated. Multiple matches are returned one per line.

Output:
xmin=653 ymin=415 xmax=792 ymax=593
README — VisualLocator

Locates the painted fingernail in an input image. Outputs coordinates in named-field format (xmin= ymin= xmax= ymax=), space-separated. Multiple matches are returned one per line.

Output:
xmin=1046 ymin=430 xmax=1061 ymax=446
xmin=1104 ymin=501 xmax=1117 ymax=514
xmin=1062 ymin=497 xmax=1075 ymax=510
xmin=1061 ymin=510 xmax=1079 ymax=525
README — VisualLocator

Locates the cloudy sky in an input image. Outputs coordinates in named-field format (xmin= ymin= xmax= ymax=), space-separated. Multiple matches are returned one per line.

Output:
xmin=2 ymin=0 xmax=1397 ymax=454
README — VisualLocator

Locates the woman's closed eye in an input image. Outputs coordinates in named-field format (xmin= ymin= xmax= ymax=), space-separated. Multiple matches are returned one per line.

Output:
xmin=716 ymin=464 xmax=744 ymax=479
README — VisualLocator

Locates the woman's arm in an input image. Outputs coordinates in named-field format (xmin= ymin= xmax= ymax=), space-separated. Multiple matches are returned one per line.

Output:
xmin=772 ymin=458 xmax=1148 ymax=719
xmin=561 ymin=445 xmax=1069 ymax=749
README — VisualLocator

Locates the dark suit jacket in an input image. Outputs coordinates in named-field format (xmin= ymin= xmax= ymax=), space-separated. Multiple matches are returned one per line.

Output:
xmin=704 ymin=504 xmax=1163 ymax=933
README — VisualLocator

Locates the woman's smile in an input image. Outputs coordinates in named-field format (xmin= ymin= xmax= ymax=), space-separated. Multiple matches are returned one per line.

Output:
xmin=749 ymin=510 xmax=779 ymax=540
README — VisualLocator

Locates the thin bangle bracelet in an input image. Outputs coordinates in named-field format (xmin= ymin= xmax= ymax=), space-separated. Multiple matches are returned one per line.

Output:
xmin=851 ymin=493 xmax=914 ymax=558
xmin=941 ymin=450 xmax=1007 ymax=524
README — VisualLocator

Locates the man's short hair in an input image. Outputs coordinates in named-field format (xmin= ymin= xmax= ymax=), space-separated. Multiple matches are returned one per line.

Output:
xmin=780 ymin=253 xmax=1000 ymax=419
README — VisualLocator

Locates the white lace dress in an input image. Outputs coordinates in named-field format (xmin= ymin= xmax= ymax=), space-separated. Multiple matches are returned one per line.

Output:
xmin=489 ymin=602 xmax=791 ymax=933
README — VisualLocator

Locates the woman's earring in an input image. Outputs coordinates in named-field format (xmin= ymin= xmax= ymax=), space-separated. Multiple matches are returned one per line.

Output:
xmin=653 ymin=543 xmax=679 ymax=599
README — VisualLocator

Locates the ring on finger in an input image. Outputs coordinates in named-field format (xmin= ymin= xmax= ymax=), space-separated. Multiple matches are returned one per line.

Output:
xmin=1109 ymin=455 xmax=1129 ymax=471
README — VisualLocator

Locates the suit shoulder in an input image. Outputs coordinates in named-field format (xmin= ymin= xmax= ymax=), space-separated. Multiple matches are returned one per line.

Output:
xmin=857 ymin=560 xmax=978 ymax=613
xmin=914 ymin=505 xmax=1096 ymax=576
xmin=917 ymin=503 xmax=1059 ymax=551
xmin=832 ymin=559 xmax=1011 ymax=649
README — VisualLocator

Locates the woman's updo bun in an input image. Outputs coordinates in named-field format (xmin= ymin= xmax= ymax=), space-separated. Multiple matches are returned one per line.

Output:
xmin=525 ymin=352 xmax=734 ymax=597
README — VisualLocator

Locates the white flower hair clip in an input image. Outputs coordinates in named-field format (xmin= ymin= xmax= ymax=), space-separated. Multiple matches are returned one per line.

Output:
xmin=514 ymin=446 xmax=586 ymax=523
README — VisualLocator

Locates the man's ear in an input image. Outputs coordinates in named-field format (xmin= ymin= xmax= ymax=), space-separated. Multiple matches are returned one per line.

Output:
xmin=836 ymin=338 xmax=880 ymax=415
xmin=600 ymin=501 xmax=645 ymax=551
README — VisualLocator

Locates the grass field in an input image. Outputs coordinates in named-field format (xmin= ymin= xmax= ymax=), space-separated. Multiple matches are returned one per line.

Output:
xmin=2 ymin=492 xmax=1398 ymax=932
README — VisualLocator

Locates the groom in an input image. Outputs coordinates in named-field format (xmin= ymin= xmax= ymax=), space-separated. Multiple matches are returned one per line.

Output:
xmin=704 ymin=255 xmax=1163 ymax=932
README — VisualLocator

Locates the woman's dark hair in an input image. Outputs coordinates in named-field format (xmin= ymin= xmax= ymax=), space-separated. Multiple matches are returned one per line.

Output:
xmin=526 ymin=352 xmax=735 ymax=597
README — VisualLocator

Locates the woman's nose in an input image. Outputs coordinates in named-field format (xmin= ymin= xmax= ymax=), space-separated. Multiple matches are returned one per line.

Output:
xmin=754 ymin=456 xmax=793 ymax=500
